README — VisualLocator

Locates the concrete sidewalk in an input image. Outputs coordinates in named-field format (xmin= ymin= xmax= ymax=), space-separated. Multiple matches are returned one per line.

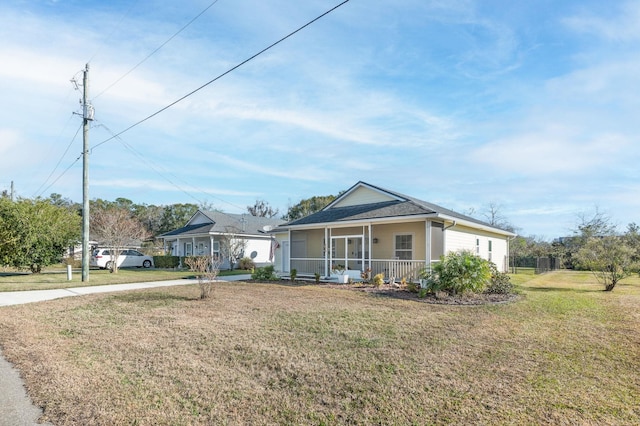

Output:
xmin=0 ymin=274 xmax=251 ymax=425
xmin=0 ymin=275 xmax=252 ymax=307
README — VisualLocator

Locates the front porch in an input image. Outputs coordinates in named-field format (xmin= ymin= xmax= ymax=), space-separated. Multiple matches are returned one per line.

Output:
xmin=290 ymin=257 xmax=428 ymax=281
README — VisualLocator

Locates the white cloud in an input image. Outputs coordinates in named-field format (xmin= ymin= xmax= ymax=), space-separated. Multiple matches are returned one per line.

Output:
xmin=563 ymin=1 xmax=640 ymax=41
xmin=473 ymin=128 xmax=629 ymax=175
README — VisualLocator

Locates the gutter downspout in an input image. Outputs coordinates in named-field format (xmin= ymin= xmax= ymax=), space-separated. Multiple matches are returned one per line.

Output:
xmin=442 ymin=221 xmax=456 ymax=257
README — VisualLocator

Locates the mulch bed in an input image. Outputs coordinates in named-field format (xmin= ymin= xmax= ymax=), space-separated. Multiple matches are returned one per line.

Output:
xmin=244 ymin=279 xmax=520 ymax=305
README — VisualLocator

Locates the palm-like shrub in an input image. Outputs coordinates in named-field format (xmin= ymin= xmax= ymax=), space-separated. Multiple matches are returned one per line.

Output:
xmin=421 ymin=250 xmax=491 ymax=295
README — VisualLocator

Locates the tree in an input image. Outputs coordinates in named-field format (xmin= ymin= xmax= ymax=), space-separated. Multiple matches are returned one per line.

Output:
xmin=184 ymin=255 xmax=222 ymax=299
xmin=247 ymin=199 xmax=279 ymax=218
xmin=284 ymin=195 xmax=337 ymax=221
xmin=218 ymin=226 xmax=247 ymax=271
xmin=480 ymin=201 xmax=516 ymax=232
xmin=575 ymin=236 xmax=637 ymax=291
xmin=132 ymin=203 xmax=164 ymax=236
xmin=623 ymin=222 xmax=640 ymax=264
xmin=158 ymin=203 xmax=199 ymax=234
xmin=559 ymin=206 xmax=619 ymax=269
xmin=574 ymin=206 xmax=616 ymax=239
xmin=90 ymin=206 xmax=151 ymax=273
xmin=0 ymin=197 xmax=81 ymax=272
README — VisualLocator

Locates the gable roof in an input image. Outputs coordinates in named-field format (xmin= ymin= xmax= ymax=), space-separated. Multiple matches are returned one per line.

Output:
xmin=160 ymin=210 xmax=284 ymax=238
xmin=281 ymin=181 xmax=515 ymax=236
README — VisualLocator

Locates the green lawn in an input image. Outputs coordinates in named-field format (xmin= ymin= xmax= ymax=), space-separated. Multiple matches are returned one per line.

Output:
xmin=0 ymin=267 xmax=250 ymax=292
xmin=0 ymin=270 xmax=638 ymax=425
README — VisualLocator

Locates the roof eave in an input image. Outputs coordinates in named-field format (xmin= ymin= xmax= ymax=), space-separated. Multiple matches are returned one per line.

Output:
xmin=435 ymin=213 xmax=517 ymax=237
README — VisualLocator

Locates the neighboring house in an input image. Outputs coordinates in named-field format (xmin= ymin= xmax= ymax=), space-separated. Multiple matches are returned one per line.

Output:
xmin=159 ymin=210 xmax=284 ymax=269
xmin=271 ymin=181 xmax=516 ymax=280
xmin=65 ymin=240 xmax=100 ymax=260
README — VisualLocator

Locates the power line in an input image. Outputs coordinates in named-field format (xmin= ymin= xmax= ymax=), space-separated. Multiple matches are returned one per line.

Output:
xmin=94 ymin=120 xmax=248 ymax=212
xmin=93 ymin=0 xmax=221 ymax=100
xmin=36 ymin=154 xmax=83 ymax=198
xmin=88 ymin=0 xmax=141 ymax=64
xmin=92 ymin=0 xmax=351 ymax=151
xmin=34 ymin=122 xmax=83 ymax=197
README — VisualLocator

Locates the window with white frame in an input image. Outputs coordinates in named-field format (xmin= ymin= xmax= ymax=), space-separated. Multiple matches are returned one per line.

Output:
xmin=185 ymin=242 xmax=193 ymax=256
xmin=212 ymin=241 xmax=220 ymax=260
xmin=394 ymin=234 xmax=413 ymax=260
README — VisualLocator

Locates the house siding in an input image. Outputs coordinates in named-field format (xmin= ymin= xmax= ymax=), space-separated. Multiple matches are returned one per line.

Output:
xmin=445 ymin=225 xmax=509 ymax=271
xmin=189 ymin=212 xmax=212 ymax=225
xmin=370 ymin=222 xmax=426 ymax=261
xmin=332 ymin=186 xmax=396 ymax=208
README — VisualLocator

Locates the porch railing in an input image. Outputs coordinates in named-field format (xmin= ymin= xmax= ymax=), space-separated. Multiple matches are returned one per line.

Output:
xmin=369 ymin=259 xmax=427 ymax=280
xmin=290 ymin=258 xmax=324 ymax=276
xmin=290 ymin=257 xmax=428 ymax=280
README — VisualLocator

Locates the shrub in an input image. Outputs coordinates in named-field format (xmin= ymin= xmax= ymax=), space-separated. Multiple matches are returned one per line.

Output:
xmin=485 ymin=263 xmax=514 ymax=294
xmin=290 ymin=268 xmax=297 ymax=282
xmin=426 ymin=250 xmax=491 ymax=295
xmin=62 ymin=256 xmax=81 ymax=269
xmin=406 ymin=281 xmax=419 ymax=293
xmin=184 ymin=256 xmax=221 ymax=299
xmin=238 ymin=257 xmax=255 ymax=270
xmin=360 ymin=268 xmax=371 ymax=283
xmin=251 ymin=265 xmax=278 ymax=281
xmin=373 ymin=273 xmax=384 ymax=287
xmin=314 ymin=272 xmax=321 ymax=284
xmin=153 ymin=255 xmax=180 ymax=269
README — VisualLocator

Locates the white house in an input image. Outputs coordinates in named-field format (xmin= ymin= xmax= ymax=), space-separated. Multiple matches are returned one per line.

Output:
xmin=159 ymin=210 xmax=284 ymax=269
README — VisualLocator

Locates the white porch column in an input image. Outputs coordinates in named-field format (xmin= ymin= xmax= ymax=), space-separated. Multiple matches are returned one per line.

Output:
xmin=328 ymin=227 xmax=333 ymax=276
xmin=425 ymin=220 xmax=431 ymax=269
xmin=192 ymin=237 xmax=196 ymax=256
xmin=210 ymin=236 xmax=214 ymax=258
xmin=361 ymin=225 xmax=366 ymax=271
xmin=324 ymin=227 xmax=329 ymax=277
xmin=176 ymin=238 xmax=181 ymax=256
xmin=288 ymin=228 xmax=291 ymax=273
xmin=368 ymin=223 xmax=372 ymax=272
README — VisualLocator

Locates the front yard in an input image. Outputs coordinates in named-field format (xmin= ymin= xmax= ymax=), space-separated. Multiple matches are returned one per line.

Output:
xmin=0 ymin=271 xmax=638 ymax=424
xmin=0 ymin=267 xmax=248 ymax=292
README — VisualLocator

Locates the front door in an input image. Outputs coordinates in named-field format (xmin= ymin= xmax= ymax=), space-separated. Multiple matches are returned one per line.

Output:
xmin=352 ymin=237 xmax=367 ymax=270
xmin=331 ymin=235 xmax=364 ymax=272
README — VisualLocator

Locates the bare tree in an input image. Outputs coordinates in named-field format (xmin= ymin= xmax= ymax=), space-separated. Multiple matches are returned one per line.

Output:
xmin=185 ymin=255 xmax=222 ymax=299
xmin=247 ymin=199 xmax=279 ymax=218
xmin=91 ymin=206 xmax=151 ymax=273
xmin=480 ymin=201 xmax=516 ymax=232
xmin=218 ymin=226 xmax=247 ymax=270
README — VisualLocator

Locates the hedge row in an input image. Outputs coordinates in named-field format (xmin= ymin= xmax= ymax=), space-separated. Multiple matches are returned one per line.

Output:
xmin=153 ymin=255 xmax=228 ymax=269
xmin=152 ymin=256 xmax=181 ymax=268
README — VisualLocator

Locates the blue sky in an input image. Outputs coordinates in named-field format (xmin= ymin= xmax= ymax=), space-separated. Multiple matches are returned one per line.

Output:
xmin=1 ymin=0 xmax=638 ymax=238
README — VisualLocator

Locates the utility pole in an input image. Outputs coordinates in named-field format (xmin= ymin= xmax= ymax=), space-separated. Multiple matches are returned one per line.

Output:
xmin=81 ymin=63 xmax=93 ymax=282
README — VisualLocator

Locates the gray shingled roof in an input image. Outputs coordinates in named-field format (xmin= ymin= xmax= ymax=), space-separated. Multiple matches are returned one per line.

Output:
xmin=159 ymin=223 xmax=214 ymax=237
xmin=160 ymin=211 xmax=284 ymax=238
xmin=282 ymin=181 xmax=505 ymax=232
